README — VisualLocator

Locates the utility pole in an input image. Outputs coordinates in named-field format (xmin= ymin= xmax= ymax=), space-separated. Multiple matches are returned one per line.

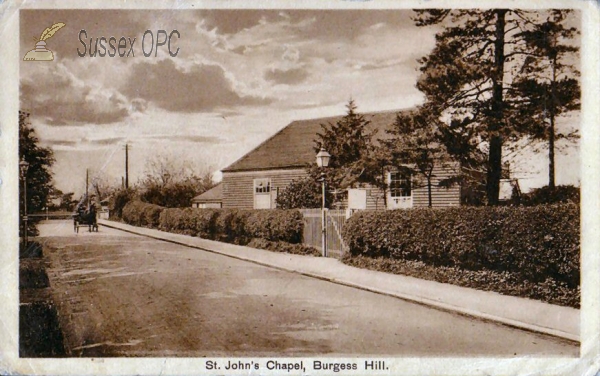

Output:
xmin=86 ymin=168 xmax=89 ymax=206
xmin=125 ymin=143 xmax=129 ymax=189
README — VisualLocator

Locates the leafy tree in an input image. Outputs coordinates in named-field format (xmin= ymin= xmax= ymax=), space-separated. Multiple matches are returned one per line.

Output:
xmin=45 ymin=187 xmax=63 ymax=210
xmin=19 ymin=111 xmax=55 ymax=236
xmin=385 ymin=106 xmax=456 ymax=207
xmin=141 ymin=176 xmax=215 ymax=208
xmin=59 ymin=192 xmax=76 ymax=211
xmin=109 ymin=187 xmax=137 ymax=219
xmin=139 ymin=154 xmax=215 ymax=208
xmin=413 ymin=10 xmax=578 ymax=204
xmin=512 ymin=10 xmax=580 ymax=188
xmin=275 ymin=177 xmax=334 ymax=209
xmin=310 ymin=100 xmax=375 ymax=205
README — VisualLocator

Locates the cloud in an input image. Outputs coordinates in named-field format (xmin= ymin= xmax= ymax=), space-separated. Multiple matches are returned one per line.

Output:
xmin=121 ymin=59 xmax=271 ymax=112
xmin=20 ymin=63 xmax=141 ymax=125
xmin=142 ymin=134 xmax=224 ymax=144
xmin=264 ymin=67 xmax=309 ymax=85
xmin=357 ymin=59 xmax=407 ymax=71
xmin=83 ymin=136 xmax=125 ymax=145
xmin=44 ymin=140 xmax=77 ymax=147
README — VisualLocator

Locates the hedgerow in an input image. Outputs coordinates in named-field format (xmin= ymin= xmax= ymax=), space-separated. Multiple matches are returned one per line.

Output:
xmin=342 ymin=204 xmax=579 ymax=288
xmin=122 ymin=201 xmax=164 ymax=228
xmin=157 ymin=208 xmax=304 ymax=244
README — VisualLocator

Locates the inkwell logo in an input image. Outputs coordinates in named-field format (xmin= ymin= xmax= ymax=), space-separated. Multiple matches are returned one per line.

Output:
xmin=23 ymin=22 xmax=65 ymax=61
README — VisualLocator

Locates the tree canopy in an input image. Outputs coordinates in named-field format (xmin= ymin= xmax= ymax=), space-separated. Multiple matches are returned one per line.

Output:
xmin=385 ymin=105 xmax=457 ymax=207
xmin=511 ymin=10 xmax=580 ymax=188
xmin=138 ymin=154 xmax=215 ymax=208
xmin=308 ymin=99 xmax=383 ymax=209
xmin=413 ymin=9 xmax=580 ymax=204
xmin=19 ymin=111 xmax=55 ymax=236
xmin=275 ymin=177 xmax=334 ymax=209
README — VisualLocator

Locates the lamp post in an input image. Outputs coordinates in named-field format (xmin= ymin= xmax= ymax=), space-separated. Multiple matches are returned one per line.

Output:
xmin=19 ymin=158 xmax=30 ymax=248
xmin=316 ymin=147 xmax=331 ymax=257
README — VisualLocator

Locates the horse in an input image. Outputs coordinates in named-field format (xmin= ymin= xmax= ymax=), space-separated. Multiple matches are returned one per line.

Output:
xmin=74 ymin=204 xmax=98 ymax=232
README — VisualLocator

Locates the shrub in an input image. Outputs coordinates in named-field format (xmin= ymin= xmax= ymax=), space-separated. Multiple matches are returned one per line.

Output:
xmin=276 ymin=177 xmax=333 ymax=209
xmin=521 ymin=185 xmax=580 ymax=206
xmin=141 ymin=180 xmax=211 ymax=208
xmin=109 ymin=188 xmax=137 ymax=219
xmin=342 ymin=204 xmax=579 ymax=287
xmin=122 ymin=201 xmax=164 ymax=228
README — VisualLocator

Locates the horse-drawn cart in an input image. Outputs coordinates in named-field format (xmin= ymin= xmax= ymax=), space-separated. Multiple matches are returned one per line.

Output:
xmin=73 ymin=206 xmax=98 ymax=233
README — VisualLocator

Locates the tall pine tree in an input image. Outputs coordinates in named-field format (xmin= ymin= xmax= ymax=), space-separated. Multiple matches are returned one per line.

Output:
xmin=413 ymin=10 xmax=577 ymax=204
xmin=512 ymin=10 xmax=580 ymax=188
xmin=310 ymin=100 xmax=375 ymax=194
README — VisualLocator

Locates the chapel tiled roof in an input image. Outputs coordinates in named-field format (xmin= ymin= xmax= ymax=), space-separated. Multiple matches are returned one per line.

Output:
xmin=191 ymin=183 xmax=223 ymax=203
xmin=222 ymin=109 xmax=403 ymax=172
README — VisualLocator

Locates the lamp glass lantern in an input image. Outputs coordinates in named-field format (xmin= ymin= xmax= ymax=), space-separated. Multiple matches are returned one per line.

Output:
xmin=19 ymin=159 xmax=30 ymax=178
xmin=315 ymin=147 xmax=331 ymax=258
xmin=316 ymin=148 xmax=331 ymax=168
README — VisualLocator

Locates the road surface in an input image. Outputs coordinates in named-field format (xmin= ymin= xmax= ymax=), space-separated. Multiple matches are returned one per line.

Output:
xmin=33 ymin=220 xmax=578 ymax=357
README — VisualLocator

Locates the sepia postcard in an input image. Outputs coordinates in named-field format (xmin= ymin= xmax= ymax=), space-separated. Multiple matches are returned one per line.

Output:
xmin=1 ymin=0 xmax=599 ymax=375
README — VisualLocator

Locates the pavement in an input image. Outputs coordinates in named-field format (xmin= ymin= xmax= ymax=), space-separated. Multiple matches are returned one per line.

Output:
xmin=98 ymin=219 xmax=580 ymax=343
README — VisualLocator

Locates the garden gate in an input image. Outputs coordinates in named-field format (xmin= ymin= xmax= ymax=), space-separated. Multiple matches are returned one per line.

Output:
xmin=299 ymin=209 xmax=348 ymax=258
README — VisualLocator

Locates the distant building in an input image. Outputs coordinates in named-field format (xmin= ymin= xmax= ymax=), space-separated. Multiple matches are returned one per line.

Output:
xmin=191 ymin=183 xmax=223 ymax=209
xmin=220 ymin=110 xmax=463 ymax=210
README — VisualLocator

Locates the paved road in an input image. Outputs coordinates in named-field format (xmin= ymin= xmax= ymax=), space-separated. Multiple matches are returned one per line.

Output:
xmin=35 ymin=220 xmax=578 ymax=357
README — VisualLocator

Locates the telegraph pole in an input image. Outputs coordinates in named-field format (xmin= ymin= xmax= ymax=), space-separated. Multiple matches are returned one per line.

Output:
xmin=125 ymin=143 xmax=129 ymax=189
xmin=86 ymin=168 xmax=89 ymax=206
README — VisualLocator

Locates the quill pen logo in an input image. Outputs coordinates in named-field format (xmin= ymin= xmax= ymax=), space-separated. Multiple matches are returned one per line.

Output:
xmin=23 ymin=22 xmax=65 ymax=61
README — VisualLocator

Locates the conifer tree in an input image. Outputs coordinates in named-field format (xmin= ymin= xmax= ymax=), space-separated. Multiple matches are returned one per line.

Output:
xmin=19 ymin=111 xmax=55 ymax=236
xmin=413 ymin=10 xmax=578 ymax=204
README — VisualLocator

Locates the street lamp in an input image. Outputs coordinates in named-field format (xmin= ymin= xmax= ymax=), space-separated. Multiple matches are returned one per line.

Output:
xmin=19 ymin=158 xmax=30 ymax=248
xmin=316 ymin=147 xmax=331 ymax=257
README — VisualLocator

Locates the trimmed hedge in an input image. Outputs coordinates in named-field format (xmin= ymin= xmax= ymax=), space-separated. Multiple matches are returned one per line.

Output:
xmin=158 ymin=208 xmax=304 ymax=245
xmin=342 ymin=204 xmax=579 ymax=287
xmin=244 ymin=210 xmax=304 ymax=243
xmin=521 ymin=185 xmax=580 ymax=206
xmin=122 ymin=201 xmax=164 ymax=228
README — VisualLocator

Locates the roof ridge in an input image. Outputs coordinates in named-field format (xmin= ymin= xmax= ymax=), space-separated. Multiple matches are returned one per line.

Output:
xmin=221 ymin=107 xmax=414 ymax=173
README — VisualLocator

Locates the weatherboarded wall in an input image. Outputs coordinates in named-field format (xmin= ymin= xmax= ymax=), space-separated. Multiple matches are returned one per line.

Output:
xmin=411 ymin=164 xmax=461 ymax=207
xmin=222 ymin=168 xmax=308 ymax=209
xmin=222 ymin=164 xmax=461 ymax=209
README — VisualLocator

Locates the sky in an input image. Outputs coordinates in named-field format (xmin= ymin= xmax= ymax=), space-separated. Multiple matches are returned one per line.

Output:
xmin=19 ymin=9 xmax=581 ymax=197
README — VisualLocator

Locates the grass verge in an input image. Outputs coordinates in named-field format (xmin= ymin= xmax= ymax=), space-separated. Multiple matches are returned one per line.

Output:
xmin=341 ymin=254 xmax=579 ymax=309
